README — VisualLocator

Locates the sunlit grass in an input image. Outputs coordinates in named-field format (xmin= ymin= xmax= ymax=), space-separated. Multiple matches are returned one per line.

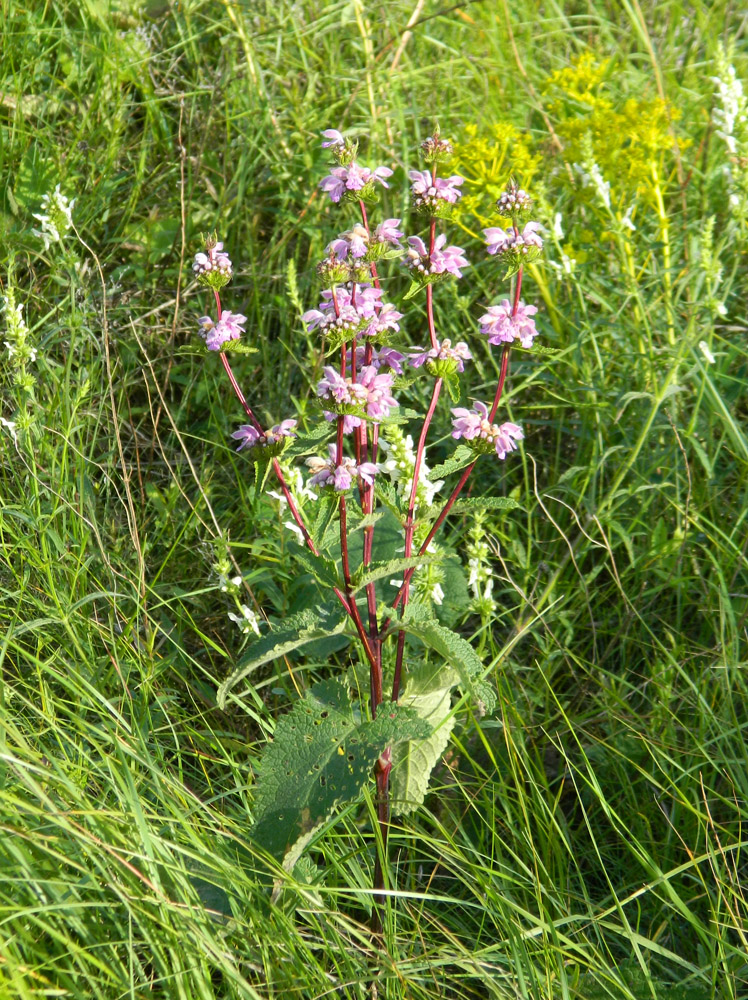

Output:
xmin=1 ymin=1 xmax=746 ymax=997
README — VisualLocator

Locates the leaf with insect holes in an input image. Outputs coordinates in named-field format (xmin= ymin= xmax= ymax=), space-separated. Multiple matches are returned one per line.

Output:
xmin=251 ymin=679 xmax=431 ymax=867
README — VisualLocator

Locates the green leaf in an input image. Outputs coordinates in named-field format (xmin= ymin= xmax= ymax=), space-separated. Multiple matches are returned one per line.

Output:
xmin=512 ymin=342 xmax=561 ymax=357
xmin=472 ymin=679 xmax=497 ymax=715
xmin=373 ymin=478 xmax=404 ymax=518
xmin=447 ymin=496 xmax=521 ymax=515
xmin=254 ymin=458 xmax=274 ymax=498
xmin=251 ymin=679 xmax=432 ymax=866
xmin=293 ymin=549 xmax=341 ymax=590
xmin=311 ymin=494 xmax=337 ymax=546
xmin=390 ymin=616 xmax=493 ymax=711
xmin=351 ymin=553 xmax=443 ymax=594
xmin=428 ymin=446 xmax=474 ymax=481
xmin=175 ymin=343 xmax=209 ymax=357
xmin=220 ymin=340 xmax=259 ymax=355
xmin=217 ymin=608 xmax=347 ymax=707
xmin=403 ymin=279 xmax=425 ymax=301
xmin=390 ymin=662 xmax=458 ymax=816
xmin=443 ymin=372 xmax=461 ymax=403
xmin=285 ymin=423 xmax=334 ymax=458
xmin=393 ymin=616 xmax=482 ymax=681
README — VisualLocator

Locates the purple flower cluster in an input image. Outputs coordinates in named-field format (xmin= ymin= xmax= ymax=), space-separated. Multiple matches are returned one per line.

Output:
xmin=409 ymin=170 xmax=463 ymax=213
xmin=232 ymin=419 xmax=297 ymax=451
xmin=410 ymin=339 xmax=472 ymax=373
xmin=347 ymin=344 xmax=405 ymax=375
xmin=193 ymin=242 xmax=232 ymax=279
xmin=317 ymin=364 xmax=398 ymax=429
xmin=484 ymin=222 xmax=543 ymax=258
xmin=406 ymin=235 xmax=469 ymax=279
xmin=320 ymin=163 xmax=393 ymax=204
xmin=198 ymin=311 xmax=246 ymax=351
xmin=451 ymin=401 xmax=524 ymax=460
xmin=328 ymin=219 xmax=404 ymax=261
xmin=303 ymin=284 xmax=402 ymax=341
xmin=479 ymin=299 xmax=538 ymax=349
xmin=306 ymin=445 xmax=378 ymax=491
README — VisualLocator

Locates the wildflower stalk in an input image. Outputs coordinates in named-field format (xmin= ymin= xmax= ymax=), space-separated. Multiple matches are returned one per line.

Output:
xmin=355 ymin=200 xmax=383 ymax=667
xmin=391 ymin=376 xmax=442 ymax=700
xmin=377 ymin=150 xmax=463 ymax=913
xmin=192 ymin=136 xmax=540 ymax=936
xmin=425 ymin=164 xmax=439 ymax=351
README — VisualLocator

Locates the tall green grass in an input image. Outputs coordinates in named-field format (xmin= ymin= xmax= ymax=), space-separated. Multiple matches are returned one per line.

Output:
xmin=1 ymin=1 xmax=746 ymax=997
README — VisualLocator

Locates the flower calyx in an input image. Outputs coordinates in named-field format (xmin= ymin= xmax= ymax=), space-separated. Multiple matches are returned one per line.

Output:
xmin=321 ymin=129 xmax=359 ymax=166
xmin=420 ymin=126 xmax=454 ymax=165
xmin=231 ymin=419 xmax=297 ymax=462
xmin=193 ymin=234 xmax=233 ymax=289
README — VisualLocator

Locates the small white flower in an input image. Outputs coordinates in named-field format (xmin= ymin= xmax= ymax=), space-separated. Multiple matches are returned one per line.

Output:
xmin=228 ymin=604 xmax=262 ymax=636
xmin=621 ymin=206 xmax=637 ymax=231
xmin=283 ymin=520 xmax=305 ymax=544
xmin=548 ymin=253 xmax=576 ymax=276
xmin=574 ymin=159 xmax=611 ymax=210
xmin=1 ymin=416 xmax=18 ymax=444
xmin=698 ymin=341 xmax=716 ymax=364
xmin=431 ymin=583 xmax=445 ymax=605
xmin=552 ymin=212 xmax=564 ymax=240
xmin=267 ymin=489 xmax=288 ymax=510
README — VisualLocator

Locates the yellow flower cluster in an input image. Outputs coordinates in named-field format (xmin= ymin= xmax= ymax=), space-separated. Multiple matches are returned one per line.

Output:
xmin=544 ymin=52 xmax=609 ymax=105
xmin=543 ymin=53 xmax=688 ymax=198
xmin=451 ymin=54 xmax=688 ymax=231
xmin=451 ymin=122 xmax=542 ymax=227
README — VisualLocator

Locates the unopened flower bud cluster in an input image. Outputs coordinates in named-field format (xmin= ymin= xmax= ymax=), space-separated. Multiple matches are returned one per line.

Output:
xmin=496 ymin=181 xmax=533 ymax=224
xmin=2 ymin=289 xmax=36 ymax=391
xmin=466 ymin=510 xmax=496 ymax=617
xmin=421 ymin=129 xmax=454 ymax=163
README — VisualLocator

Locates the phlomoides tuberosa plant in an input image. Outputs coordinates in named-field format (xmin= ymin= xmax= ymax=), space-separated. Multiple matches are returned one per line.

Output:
xmin=189 ymin=126 xmax=546 ymax=930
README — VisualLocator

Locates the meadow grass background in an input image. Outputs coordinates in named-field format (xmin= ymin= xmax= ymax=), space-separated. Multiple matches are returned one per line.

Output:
xmin=1 ymin=0 xmax=747 ymax=997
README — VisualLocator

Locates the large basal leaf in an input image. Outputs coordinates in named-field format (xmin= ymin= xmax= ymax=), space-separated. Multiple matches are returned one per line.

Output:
xmin=217 ymin=608 xmax=347 ymax=708
xmin=390 ymin=662 xmax=458 ymax=816
xmin=251 ymin=679 xmax=432 ymax=868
